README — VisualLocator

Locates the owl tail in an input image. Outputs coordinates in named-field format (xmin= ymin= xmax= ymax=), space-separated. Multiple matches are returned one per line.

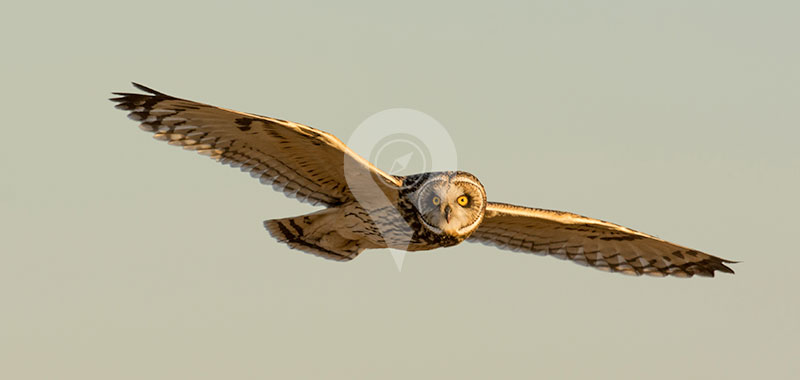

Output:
xmin=264 ymin=209 xmax=365 ymax=262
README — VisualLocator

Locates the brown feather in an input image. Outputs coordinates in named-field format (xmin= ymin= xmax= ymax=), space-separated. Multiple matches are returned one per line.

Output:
xmin=110 ymin=83 xmax=401 ymax=207
xmin=469 ymin=202 xmax=736 ymax=278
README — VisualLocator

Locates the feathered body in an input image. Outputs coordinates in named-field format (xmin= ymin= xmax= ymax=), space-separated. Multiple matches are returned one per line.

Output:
xmin=265 ymin=171 xmax=483 ymax=260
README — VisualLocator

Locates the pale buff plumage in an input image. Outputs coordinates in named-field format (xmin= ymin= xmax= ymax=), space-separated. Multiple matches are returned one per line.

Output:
xmin=111 ymin=83 xmax=736 ymax=278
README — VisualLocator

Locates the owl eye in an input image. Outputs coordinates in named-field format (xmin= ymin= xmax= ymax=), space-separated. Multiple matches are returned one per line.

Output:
xmin=457 ymin=195 xmax=469 ymax=207
xmin=432 ymin=196 xmax=441 ymax=206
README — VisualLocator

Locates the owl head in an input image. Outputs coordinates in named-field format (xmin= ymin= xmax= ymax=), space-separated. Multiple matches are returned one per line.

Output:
xmin=412 ymin=171 xmax=487 ymax=237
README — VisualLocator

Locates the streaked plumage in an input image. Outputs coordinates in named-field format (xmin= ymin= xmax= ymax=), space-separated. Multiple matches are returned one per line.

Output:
xmin=110 ymin=83 xmax=736 ymax=278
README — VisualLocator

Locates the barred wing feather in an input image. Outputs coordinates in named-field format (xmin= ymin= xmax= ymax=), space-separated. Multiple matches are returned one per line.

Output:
xmin=469 ymin=202 xmax=735 ymax=278
xmin=110 ymin=83 xmax=401 ymax=207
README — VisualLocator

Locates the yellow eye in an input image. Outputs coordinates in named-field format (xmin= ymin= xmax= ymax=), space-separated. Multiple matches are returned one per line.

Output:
xmin=432 ymin=196 xmax=441 ymax=206
xmin=457 ymin=195 xmax=469 ymax=206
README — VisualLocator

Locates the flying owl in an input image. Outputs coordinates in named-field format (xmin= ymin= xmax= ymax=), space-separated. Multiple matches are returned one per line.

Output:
xmin=110 ymin=83 xmax=736 ymax=278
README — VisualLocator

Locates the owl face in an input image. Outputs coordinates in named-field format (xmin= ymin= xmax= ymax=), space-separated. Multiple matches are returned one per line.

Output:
xmin=413 ymin=172 xmax=486 ymax=237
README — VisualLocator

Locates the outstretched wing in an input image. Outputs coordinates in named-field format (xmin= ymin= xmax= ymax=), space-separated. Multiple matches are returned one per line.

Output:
xmin=468 ymin=202 xmax=736 ymax=278
xmin=110 ymin=83 xmax=402 ymax=207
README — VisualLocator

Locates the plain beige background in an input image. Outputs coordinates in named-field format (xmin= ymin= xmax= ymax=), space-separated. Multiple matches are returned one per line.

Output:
xmin=2 ymin=1 xmax=798 ymax=379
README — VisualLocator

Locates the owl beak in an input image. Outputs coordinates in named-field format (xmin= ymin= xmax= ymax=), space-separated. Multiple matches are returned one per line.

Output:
xmin=443 ymin=205 xmax=452 ymax=223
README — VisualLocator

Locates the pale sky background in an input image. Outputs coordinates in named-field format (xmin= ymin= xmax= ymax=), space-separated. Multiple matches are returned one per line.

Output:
xmin=1 ymin=1 xmax=799 ymax=379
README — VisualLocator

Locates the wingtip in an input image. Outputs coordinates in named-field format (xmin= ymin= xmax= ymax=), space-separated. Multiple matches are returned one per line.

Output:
xmin=721 ymin=265 xmax=736 ymax=275
xmin=715 ymin=262 xmax=736 ymax=275
xmin=720 ymin=258 xmax=739 ymax=274
xmin=131 ymin=82 xmax=165 ymax=95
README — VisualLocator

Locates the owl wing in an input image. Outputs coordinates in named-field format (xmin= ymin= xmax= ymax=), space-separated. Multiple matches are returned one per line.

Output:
xmin=468 ymin=202 xmax=736 ymax=278
xmin=110 ymin=83 xmax=402 ymax=207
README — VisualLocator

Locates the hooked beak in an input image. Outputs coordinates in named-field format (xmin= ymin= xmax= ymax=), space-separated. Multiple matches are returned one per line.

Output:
xmin=443 ymin=205 xmax=452 ymax=223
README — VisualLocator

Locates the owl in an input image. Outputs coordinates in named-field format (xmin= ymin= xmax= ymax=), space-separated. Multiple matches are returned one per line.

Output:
xmin=111 ymin=83 xmax=736 ymax=278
